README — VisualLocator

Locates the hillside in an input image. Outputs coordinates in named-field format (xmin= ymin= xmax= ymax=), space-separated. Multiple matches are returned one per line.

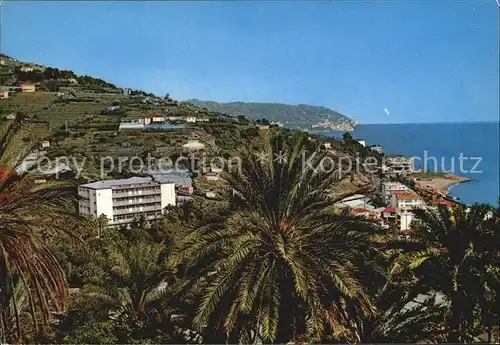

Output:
xmin=187 ymin=99 xmax=356 ymax=131
xmin=1 ymin=56 xmax=375 ymax=192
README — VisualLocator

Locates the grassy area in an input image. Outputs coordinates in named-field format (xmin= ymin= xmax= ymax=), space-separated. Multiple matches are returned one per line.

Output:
xmin=410 ymin=171 xmax=447 ymax=179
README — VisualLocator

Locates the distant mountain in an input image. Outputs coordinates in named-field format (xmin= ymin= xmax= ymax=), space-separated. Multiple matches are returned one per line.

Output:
xmin=187 ymin=99 xmax=356 ymax=130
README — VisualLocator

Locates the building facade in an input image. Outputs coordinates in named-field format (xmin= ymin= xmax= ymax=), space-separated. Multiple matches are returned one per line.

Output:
xmin=21 ymin=84 xmax=36 ymax=92
xmin=381 ymin=181 xmax=410 ymax=204
xmin=390 ymin=191 xmax=425 ymax=210
xmin=397 ymin=210 xmax=416 ymax=232
xmin=78 ymin=177 xmax=176 ymax=226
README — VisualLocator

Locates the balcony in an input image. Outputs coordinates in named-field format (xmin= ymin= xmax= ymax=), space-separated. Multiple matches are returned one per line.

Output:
xmin=113 ymin=204 xmax=162 ymax=216
xmin=111 ymin=214 xmax=162 ymax=225
xmin=112 ymin=196 xmax=162 ymax=206
xmin=112 ymin=188 xmax=161 ymax=197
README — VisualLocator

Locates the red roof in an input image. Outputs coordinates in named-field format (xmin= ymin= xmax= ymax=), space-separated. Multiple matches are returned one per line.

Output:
xmin=394 ymin=192 xmax=421 ymax=200
xmin=383 ymin=207 xmax=396 ymax=213
xmin=400 ymin=228 xmax=414 ymax=234
xmin=352 ymin=208 xmax=369 ymax=213
xmin=432 ymin=199 xmax=457 ymax=207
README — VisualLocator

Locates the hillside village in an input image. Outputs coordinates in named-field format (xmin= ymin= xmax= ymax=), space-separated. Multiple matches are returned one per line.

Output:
xmin=1 ymin=57 xmax=464 ymax=234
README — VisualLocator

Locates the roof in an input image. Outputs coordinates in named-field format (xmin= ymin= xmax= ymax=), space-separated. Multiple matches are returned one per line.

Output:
xmin=394 ymin=192 xmax=421 ymax=200
xmin=383 ymin=181 xmax=408 ymax=188
xmin=383 ymin=207 xmax=396 ymax=213
xmin=352 ymin=208 xmax=369 ymax=213
xmin=400 ymin=228 xmax=414 ymax=234
xmin=152 ymin=171 xmax=192 ymax=186
xmin=340 ymin=194 xmax=368 ymax=202
xmin=433 ymin=199 xmax=457 ymax=207
xmin=80 ymin=177 xmax=155 ymax=190
xmin=183 ymin=141 xmax=205 ymax=149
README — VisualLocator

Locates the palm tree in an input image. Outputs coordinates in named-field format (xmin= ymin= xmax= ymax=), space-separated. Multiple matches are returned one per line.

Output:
xmin=407 ymin=204 xmax=499 ymax=342
xmin=0 ymin=122 xmax=87 ymax=342
xmin=83 ymin=239 xmax=178 ymax=342
xmin=176 ymin=133 xmax=381 ymax=343
xmin=356 ymin=251 xmax=448 ymax=343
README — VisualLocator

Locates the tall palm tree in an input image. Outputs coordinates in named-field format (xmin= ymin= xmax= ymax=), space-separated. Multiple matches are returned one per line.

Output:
xmin=176 ymin=133 xmax=381 ymax=343
xmin=83 ymin=239 xmax=178 ymax=341
xmin=407 ymin=204 xmax=499 ymax=342
xmin=0 ymin=122 xmax=87 ymax=342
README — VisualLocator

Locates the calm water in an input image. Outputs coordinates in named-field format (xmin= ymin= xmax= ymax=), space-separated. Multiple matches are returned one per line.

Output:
xmin=322 ymin=122 xmax=499 ymax=206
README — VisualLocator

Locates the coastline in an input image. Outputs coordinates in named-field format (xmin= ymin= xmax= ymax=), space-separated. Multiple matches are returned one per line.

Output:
xmin=413 ymin=173 xmax=473 ymax=198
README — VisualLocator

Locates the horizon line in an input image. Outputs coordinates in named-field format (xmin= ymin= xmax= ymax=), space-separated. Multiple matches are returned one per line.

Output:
xmin=358 ymin=120 xmax=500 ymax=126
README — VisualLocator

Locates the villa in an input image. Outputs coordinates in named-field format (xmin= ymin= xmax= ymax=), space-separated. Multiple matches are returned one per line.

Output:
xmin=391 ymin=191 xmax=425 ymax=210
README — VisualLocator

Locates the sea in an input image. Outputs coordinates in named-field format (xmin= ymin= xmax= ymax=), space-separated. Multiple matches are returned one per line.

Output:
xmin=321 ymin=122 xmax=499 ymax=206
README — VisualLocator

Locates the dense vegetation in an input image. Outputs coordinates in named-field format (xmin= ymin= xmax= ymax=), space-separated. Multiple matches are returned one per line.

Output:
xmin=1 ymin=117 xmax=499 ymax=344
xmin=187 ymin=99 xmax=355 ymax=130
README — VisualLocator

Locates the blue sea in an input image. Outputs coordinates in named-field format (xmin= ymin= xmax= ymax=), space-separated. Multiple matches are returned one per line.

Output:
xmin=322 ymin=122 xmax=499 ymax=206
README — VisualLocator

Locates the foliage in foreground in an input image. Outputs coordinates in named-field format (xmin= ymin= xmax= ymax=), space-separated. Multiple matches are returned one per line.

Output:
xmin=0 ymin=122 xmax=91 ymax=343
xmin=1 ymin=125 xmax=499 ymax=344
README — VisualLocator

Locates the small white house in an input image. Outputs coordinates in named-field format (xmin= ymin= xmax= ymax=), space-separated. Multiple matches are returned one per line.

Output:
xmin=182 ymin=140 xmax=205 ymax=152
xmin=206 ymin=173 xmax=220 ymax=181
xmin=324 ymin=142 xmax=332 ymax=149
xmin=206 ymin=191 xmax=217 ymax=199
xmin=0 ymin=90 xmax=9 ymax=99
xmin=106 ymin=105 xmax=121 ymax=112
xmin=184 ymin=115 xmax=197 ymax=123
xmin=40 ymin=140 xmax=50 ymax=149
xmin=143 ymin=115 xmax=165 ymax=125
xmin=357 ymin=140 xmax=366 ymax=147
xmin=5 ymin=114 xmax=16 ymax=120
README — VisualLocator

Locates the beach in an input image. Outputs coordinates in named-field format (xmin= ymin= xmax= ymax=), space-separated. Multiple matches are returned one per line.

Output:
xmin=414 ymin=173 xmax=472 ymax=197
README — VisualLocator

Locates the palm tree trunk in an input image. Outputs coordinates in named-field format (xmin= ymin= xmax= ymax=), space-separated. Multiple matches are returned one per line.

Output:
xmin=21 ymin=273 xmax=39 ymax=334
xmin=0 ymin=309 xmax=6 ymax=344
xmin=7 ymin=266 xmax=21 ymax=342
xmin=448 ymin=265 xmax=461 ymax=342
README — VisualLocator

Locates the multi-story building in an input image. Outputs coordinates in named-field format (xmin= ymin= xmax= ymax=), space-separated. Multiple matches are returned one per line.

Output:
xmin=397 ymin=210 xmax=416 ymax=232
xmin=381 ymin=181 xmax=410 ymax=204
xmin=78 ymin=177 xmax=175 ymax=226
xmin=391 ymin=191 xmax=425 ymax=210
xmin=386 ymin=156 xmax=415 ymax=174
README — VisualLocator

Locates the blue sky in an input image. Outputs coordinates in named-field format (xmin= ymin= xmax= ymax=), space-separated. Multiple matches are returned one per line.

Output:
xmin=1 ymin=1 xmax=498 ymax=124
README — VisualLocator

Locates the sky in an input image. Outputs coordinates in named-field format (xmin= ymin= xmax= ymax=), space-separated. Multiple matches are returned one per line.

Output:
xmin=1 ymin=1 xmax=498 ymax=124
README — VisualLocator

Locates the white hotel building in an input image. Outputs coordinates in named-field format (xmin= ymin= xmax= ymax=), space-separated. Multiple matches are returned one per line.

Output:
xmin=78 ymin=177 xmax=176 ymax=226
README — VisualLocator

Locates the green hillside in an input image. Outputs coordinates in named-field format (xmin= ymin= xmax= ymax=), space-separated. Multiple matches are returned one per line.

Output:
xmin=187 ymin=99 xmax=356 ymax=130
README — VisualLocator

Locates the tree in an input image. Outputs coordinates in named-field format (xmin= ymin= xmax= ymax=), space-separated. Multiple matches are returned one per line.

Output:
xmin=176 ymin=133 xmax=381 ymax=343
xmin=0 ymin=123 xmax=91 ymax=342
xmin=82 ymin=240 xmax=178 ymax=342
xmin=97 ymin=214 xmax=109 ymax=238
xmin=237 ymin=115 xmax=248 ymax=124
xmin=407 ymin=204 xmax=500 ymax=342
xmin=342 ymin=132 xmax=353 ymax=142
